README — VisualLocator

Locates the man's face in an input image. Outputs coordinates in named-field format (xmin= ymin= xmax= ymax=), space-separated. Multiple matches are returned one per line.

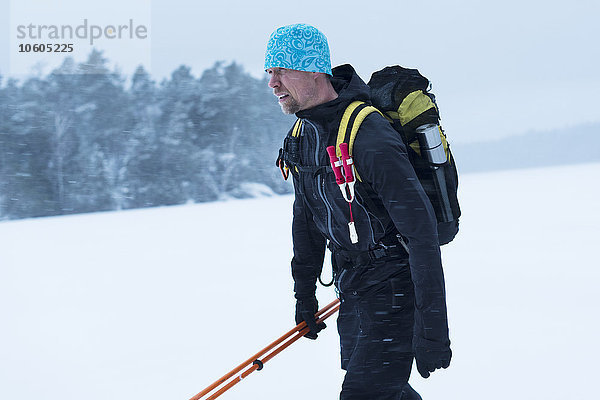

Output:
xmin=267 ymin=68 xmax=318 ymax=114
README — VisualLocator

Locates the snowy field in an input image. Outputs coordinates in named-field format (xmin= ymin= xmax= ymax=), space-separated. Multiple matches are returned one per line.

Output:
xmin=1 ymin=162 xmax=599 ymax=400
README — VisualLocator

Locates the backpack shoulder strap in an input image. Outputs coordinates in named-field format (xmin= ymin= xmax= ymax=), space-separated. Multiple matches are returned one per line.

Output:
xmin=336 ymin=100 xmax=383 ymax=181
xmin=282 ymin=118 xmax=303 ymax=177
xmin=291 ymin=118 xmax=303 ymax=137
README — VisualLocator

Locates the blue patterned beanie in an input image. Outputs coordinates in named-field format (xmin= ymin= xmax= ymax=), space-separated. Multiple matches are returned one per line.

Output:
xmin=264 ymin=24 xmax=332 ymax=76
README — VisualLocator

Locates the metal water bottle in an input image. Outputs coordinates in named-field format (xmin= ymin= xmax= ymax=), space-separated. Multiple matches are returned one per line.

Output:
xmin=416 ymin=124 xmax=455 ymax=222
xmin=416 ymin=124 xmax=447 ymax=165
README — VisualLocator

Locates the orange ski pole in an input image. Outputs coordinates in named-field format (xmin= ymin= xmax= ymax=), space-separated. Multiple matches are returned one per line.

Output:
xmin=204 ymin=302 xmax=341 ymax=400
xmin=189 ymin=298 xmax=341 ymax=400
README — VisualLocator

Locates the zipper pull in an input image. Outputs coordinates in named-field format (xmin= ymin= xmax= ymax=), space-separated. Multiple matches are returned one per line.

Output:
xmin=348 ymin=221 xmax=359 ymax=244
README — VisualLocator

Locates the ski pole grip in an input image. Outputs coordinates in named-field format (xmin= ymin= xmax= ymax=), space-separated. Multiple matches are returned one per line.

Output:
xmin=338 ymin=143 xmax=355 ymax=183
xmin=326 ymin=146 xmax=345 ymax=185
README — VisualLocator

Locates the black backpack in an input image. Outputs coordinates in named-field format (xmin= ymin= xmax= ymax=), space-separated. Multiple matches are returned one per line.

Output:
xmin=336 ymin=66 xmax=460 ymax=245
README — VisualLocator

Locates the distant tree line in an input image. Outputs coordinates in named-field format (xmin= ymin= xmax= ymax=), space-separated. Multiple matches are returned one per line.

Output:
xmin=0 ymin=50 xmax=294 ymax=220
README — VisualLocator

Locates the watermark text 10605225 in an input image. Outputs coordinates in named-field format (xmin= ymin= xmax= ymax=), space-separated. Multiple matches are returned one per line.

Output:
xmin=8 ymin=0 xmax=152 ymax=76
xmin=18 ymin=43 xmax=74 ymax=53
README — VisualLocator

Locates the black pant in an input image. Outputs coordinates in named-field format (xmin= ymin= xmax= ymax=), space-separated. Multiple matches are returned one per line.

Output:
xmin=337 ymin=263 xmax=421 ymax=400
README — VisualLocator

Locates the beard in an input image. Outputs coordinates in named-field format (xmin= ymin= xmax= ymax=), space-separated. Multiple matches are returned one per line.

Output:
xmin=280 ymin=95 xmax=301 ymax=115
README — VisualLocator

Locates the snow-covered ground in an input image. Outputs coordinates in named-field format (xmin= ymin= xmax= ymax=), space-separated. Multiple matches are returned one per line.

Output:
xmin=1 ymin=163 xmax=599 ymax=400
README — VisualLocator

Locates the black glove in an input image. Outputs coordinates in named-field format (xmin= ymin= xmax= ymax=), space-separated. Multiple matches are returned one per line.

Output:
xmin=414 ymin=338 xmax=452 ymax=378
xmin=295 ymin=297 xmax=326 ymax=340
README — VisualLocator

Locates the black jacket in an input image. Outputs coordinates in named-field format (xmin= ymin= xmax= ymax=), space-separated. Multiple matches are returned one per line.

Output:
xmin=285 ymin=64 xmax=449 ymax=346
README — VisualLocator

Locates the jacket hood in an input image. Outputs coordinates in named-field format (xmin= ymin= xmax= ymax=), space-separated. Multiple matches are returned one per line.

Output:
xmin=295 ymin=64 xmax=371 ymax=121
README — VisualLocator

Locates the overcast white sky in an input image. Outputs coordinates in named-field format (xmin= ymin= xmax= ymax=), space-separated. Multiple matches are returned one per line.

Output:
xmin=1 ymin=0 xmax=599 ymax=143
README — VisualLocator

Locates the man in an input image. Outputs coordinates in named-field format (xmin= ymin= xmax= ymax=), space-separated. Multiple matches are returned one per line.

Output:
xmin=266 ymin=24 xmax=451 ymax=399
